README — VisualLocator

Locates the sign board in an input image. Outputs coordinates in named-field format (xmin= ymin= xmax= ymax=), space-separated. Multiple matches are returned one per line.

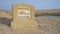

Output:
xmin=11 ymin=4 xmax=38 ymax=30
xmin=18 ymin=8 xmax=30 ymax=19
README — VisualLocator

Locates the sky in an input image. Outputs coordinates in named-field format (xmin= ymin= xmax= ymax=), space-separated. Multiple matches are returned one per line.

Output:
xmin=0 ymin=0 xmax=60 ymax=10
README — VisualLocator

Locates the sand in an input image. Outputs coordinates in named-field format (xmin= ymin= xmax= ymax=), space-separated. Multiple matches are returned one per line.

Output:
xmin=0 ymin=9 xmax=60 ymax=34
xmin=35 ymin=16 xmax=60 ymax=34
xmin=0 ymin=16 xmax=60 ymax=34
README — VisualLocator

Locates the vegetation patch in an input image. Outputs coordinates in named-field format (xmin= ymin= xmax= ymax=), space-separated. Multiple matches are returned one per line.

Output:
xmin=35 ymin=14 xmax=60 ymax=17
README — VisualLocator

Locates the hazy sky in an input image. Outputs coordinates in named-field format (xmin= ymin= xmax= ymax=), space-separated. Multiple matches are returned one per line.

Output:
xmin=0 ymin=0 xmax=60 ymax=10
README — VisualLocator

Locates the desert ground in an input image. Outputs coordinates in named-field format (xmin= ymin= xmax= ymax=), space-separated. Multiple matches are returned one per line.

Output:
xmin=0 ymin=9 xmax=60 ymax=34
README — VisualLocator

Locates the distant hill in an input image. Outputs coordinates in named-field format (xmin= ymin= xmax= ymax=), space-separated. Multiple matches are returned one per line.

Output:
xmin=35 ymin=9 xmax=60 ymax=14
xmin=0 ymin=9 xmax=12 ymax=15
xmin=0 ymin=9 xmax=12 ymax=19
xmin=0 ymin=9 xmax=60 ymax=18
xmin=35 ymin=9 xmax=60 ymax=17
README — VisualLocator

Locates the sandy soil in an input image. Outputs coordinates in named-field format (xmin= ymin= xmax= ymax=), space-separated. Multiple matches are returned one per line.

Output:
xmin=0 ymin=9 xmax=60 ymax=34
xmin=0 ymin=17 xmax=60 ymax=34
xmin=35 ymin=16 xmax=60 ymax=34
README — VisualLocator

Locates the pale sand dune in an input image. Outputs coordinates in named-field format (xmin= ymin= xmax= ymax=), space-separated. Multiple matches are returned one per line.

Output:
xmin=0 ymin=9 xmax=12 ymax=19
xmin=0 ymin=9 xmax=12 ymax=15
xmin=0 ymin=9 xmax=60 ymax=34
xmin=0 ymin=12 xmax=12 ymax=19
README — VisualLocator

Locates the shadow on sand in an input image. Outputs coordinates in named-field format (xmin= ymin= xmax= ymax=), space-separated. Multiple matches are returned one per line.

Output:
xmin=0 ymin=17 xmax=12 ymax=27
